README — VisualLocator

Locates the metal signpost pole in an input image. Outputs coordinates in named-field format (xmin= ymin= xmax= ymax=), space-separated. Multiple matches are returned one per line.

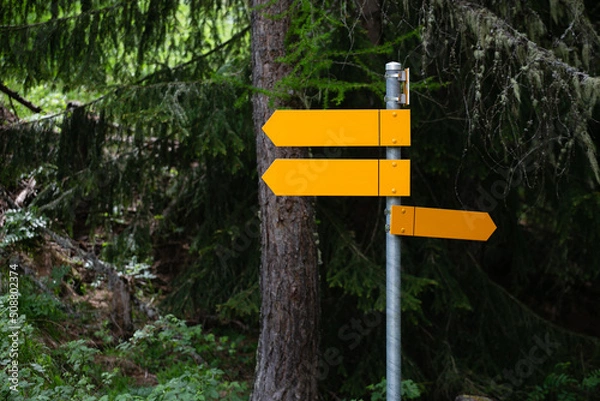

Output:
xmin=385 ymin=61 xmax=404 ymax=401
xmin=260 ymin=62 xmax=496 ymax=401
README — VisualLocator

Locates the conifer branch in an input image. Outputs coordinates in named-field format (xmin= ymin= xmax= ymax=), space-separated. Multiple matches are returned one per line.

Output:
xmin=0 ymin=3 xmax=122 ymax=31
xmin=456 ymin=0 xmax=598 ymax=81
xmin=136 ymin=25 xmax=251 ymax=85
xmin=0 ymin=82 xmax=42 ymax=113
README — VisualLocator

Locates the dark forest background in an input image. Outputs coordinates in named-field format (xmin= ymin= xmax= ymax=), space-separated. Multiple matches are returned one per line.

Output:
xmin=1 ymin=0 xmax=600 ymax=400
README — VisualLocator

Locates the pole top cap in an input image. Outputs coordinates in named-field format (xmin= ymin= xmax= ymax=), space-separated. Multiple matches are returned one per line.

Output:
xmin=386 ymin=61 xmax=402 ymax=71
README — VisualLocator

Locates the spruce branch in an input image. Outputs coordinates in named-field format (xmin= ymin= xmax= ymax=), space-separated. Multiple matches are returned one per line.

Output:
xmin=0 ymin=82 xmax=42 ymax=113
xmin=455 ymin=0 xmax=599 ymax=81
xmin=135 ymin=25 xmax=251 ymax=85
xmin=0 ymin=3 xmax=122 ymax=32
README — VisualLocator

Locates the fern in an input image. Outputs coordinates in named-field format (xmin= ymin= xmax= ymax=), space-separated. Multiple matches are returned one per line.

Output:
xmin=581 ymin=369 xmax=600 ymax=391
xmin=526 ymin=363 xmax=600 ymax=401
xmin=0 ymin=208 xmax=48 ymax=248
xmin=350 ymin=378 xmax=423 ymax=401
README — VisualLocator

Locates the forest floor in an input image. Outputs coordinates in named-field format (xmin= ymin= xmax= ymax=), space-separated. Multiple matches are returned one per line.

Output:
xmin=1 ymin=225 xmax=256 ymax=399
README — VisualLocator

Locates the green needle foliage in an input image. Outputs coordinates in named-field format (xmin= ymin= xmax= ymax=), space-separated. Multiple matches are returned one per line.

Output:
xmin=1 ymin=0 xmax=600 ymax=400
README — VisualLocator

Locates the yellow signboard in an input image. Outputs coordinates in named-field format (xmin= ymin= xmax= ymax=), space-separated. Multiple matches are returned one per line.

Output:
xmin=259 ymin=107 xmax=496 ymax=240
xmin=262 ymin=159 xmax=410 ymax=196
xmin=389 ymin=206 xmax=496 ymax=241
xmin=262 ymin=109 xmax=410 ymax=147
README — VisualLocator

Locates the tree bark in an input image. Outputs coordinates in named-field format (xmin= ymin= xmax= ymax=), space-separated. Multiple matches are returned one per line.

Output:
xmin=251 ymin=1 xmax=320 ymax=400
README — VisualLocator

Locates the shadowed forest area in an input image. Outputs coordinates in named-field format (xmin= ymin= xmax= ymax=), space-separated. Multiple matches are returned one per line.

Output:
xmin=1 ymin=0 xmax=600 ymax=400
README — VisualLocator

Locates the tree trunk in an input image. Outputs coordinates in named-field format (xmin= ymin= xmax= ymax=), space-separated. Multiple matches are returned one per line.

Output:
xmin=251 ymin=1 xmax=320 ymax=400
xmin=357 ymin=0 xmax=382 ymax=45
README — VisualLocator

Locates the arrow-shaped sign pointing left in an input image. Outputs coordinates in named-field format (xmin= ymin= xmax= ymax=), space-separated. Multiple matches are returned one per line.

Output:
xmin=262 ymin=109 xmax=411 ymax=147
xmin=262 ymin=159 xmax=410 ymax=197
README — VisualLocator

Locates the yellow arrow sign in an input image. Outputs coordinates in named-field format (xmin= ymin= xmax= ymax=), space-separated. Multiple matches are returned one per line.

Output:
xmin=262 ymin=109 xmax=410 ymax=147
xmin=390 ymin=206 xmax=496 ymax=241
xmin=262 ymin=159 xmax=410 ymax=196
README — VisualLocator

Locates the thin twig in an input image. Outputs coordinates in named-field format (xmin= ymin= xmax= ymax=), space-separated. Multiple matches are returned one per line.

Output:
xmin=8 ymin=96 xmax=19 ymax=120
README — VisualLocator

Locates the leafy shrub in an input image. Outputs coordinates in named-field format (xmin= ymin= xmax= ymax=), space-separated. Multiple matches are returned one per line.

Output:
xmin=0 ymin=301 xmax=249 ymax=400
xmin=526 ymin=363 xmax=600 ymax=401
xmin=350 ymin=378 xmax=422 ymax=400
xmin=116 ymin=315 xmax=236 ymax=372
xmin=141 ymin=369 xmax=247 ymax=401
xmin=0 ymin=208 xmax=48 ymax=248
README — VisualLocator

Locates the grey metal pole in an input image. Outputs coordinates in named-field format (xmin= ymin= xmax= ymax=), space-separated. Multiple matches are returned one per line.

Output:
xmin=385 ymin=61 xmax=403 ymax=401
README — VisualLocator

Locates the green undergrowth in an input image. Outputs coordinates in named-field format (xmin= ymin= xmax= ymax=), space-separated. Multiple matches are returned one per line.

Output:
xmin=0 ymin=282 xmax=251 ymax=401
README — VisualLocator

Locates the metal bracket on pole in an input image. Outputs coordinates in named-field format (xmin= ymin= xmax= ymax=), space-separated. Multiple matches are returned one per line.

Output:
xmin=384 ymin=68 xmax=410 ymax=106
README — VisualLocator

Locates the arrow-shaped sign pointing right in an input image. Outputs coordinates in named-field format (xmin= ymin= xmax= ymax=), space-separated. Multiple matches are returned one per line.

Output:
xmin=390 ymin=206 xmax=496 ymax=241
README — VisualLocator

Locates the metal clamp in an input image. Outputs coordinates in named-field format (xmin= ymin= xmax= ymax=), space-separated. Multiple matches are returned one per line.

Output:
xmin=384 ymin=67 xmax=410 ymax=106
xmin=384 ymin=94 xmax=407 ymax=104
xmin=385 ymin=70 xmax=408 ymax=82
